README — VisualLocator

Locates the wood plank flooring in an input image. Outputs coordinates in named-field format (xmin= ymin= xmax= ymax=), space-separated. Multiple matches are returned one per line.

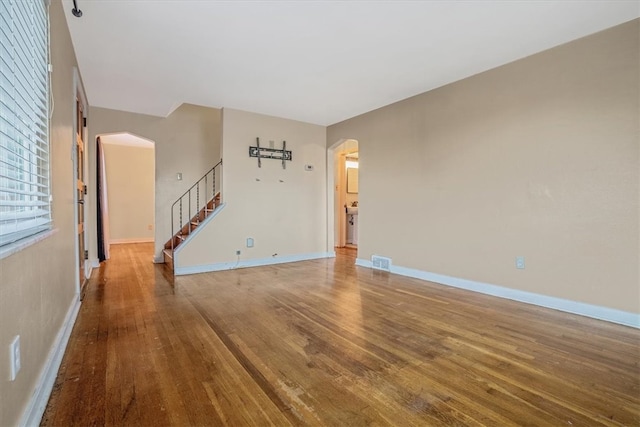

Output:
xmin=42 ymin=243 xmax=640 ymax=426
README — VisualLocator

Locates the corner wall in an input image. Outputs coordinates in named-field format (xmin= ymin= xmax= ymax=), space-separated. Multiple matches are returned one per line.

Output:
xmin=0 ymin=1 xmax=82 ymax=424
xmin=327 ymin=20 xmax=639 ymax=315
xmin=176 ymin=108 xmax=328 ymax=272
xmin=88 ymin=104 xmax=222 ymax=261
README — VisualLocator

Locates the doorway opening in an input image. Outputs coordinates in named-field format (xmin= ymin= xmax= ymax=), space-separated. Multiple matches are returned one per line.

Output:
xmin=96 ymin=133 xmax=155 ymax=262
xmin=327 ymin=139 xmax=359 ymax=258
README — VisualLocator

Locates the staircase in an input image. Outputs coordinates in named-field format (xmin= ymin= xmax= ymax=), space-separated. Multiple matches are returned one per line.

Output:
xmin=163 ymin=160 xmax=222 ymax=272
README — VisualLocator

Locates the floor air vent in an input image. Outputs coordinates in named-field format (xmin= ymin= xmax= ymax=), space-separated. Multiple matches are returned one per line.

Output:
xmin=371 ymin=255 xmax=391 ymax=271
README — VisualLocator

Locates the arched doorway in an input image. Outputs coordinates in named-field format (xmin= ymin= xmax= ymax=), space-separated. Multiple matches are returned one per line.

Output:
xmin=96 ymin=132 xmax=156 ymax=262
xmin=327 ymin=138 xmax=359 ymax=253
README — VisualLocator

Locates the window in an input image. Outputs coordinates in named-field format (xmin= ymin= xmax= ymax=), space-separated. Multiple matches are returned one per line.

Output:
xmin=0 ymin=0 xmax=51 ymax=249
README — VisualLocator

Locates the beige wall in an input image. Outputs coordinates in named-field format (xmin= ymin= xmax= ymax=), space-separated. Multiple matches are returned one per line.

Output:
xmin=0 ymin=1 xmax=82 ymax=424
xmin=88 ymin=104 xmax=221 ymax=260
xmin=102 ymin=143 xmax=155 ymax=243
xmin=327 ymin=20 xmax=639 ymax=314
xmin=177 ymin=108 xmax=327 ymax=269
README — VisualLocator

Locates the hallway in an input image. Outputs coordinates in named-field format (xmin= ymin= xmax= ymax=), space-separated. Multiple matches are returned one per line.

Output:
xmin=42 ymin=244 xmax=639 ymax=426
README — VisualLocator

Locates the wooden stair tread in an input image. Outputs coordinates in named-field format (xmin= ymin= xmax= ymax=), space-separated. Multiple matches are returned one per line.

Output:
xmin=162 ymin=248 xmax=173 ymax=259
xmin=163 ymin=191 xmax=221 ymax=271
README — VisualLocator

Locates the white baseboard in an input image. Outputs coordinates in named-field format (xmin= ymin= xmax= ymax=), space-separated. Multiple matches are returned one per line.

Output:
xmin=109 ymin=238 xmax=154 ymax=244
xmin=19 ymin=295 xmax=81 ymax=427
xmin=89 ymin=258 xmax=100 ymax=269
xmin=355 ymin=258 xmax=639 ymax=329
xmin=175 ymin=251 xmax=335 ymax=276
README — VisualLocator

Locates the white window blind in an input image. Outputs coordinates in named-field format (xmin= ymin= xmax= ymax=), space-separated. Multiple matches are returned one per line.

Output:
xmin=0 ymin=0 xmax=51 ymax=248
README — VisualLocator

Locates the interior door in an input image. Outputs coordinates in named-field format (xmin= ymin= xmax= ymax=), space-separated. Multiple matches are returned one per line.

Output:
xmin=76 ymin=98 xmax=86 ymax=290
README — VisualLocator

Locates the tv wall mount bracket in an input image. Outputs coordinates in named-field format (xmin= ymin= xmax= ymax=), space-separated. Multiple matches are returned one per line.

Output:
xmin=249 ymin=138 xmax=292 ymax=169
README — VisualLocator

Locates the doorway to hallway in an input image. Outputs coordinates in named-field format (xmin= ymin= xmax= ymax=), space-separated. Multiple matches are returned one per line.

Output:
xmin=328 ymin=139 xmax=359 ymax=255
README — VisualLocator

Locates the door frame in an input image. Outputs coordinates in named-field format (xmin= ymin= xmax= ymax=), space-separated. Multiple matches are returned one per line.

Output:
xmin=73 ymin=68 xmax=89 ymax=295
xmin=327 ymin=138 xmax=358 ymax=252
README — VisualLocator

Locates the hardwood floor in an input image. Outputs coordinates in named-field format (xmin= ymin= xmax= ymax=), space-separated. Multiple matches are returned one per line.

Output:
xmin=42 ymin=243 xmax=640 ymax=426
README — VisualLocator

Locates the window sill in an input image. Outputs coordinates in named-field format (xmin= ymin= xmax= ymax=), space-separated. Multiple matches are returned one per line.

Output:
xmin=0 ymin=229 xmax=58 ymax=261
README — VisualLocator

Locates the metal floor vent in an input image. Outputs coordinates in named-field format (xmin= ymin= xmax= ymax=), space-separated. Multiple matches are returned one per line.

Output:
xmin=372 ymin=255 xmax=391 ymax=271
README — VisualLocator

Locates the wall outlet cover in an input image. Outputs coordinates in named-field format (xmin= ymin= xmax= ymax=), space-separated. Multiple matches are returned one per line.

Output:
xmin=516 ymin=256 xmax=525 ymax=269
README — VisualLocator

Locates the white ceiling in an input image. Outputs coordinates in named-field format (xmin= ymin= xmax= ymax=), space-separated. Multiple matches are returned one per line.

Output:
xmin=62 ymin=1 xmax=639 ymax=126
xmin=100 ymin=133 xmax=154 ymax=148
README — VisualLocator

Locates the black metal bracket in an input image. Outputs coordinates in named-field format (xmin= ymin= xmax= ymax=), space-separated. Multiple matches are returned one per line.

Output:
xmin=250 ymin=138 xmax=292 ymax=169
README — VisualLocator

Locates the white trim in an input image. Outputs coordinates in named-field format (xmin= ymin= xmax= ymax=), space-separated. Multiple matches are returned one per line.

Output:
xmin=355 ymin=258 xmax=372 ymax=268
xmin=326 ymin=142 xmax=339 ymax=251
xmin=0 ymin=229 xmax=58 ymax=260
xmin=89 ymin=258 xmax=100 ymax=268
xmin=175 ymin=251 xmax=335 ymax=276
xmin=19 ymin=295 xmax=81 ymax=427
xmin=109 ymin=238 xmax=155 ymax=244
xmin=355 ymin=258 xmax=640 ymax=329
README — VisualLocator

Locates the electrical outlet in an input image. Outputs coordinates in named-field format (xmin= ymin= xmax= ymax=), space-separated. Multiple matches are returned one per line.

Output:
xmin=236 ymin=250 xmax=241 ymax=256
xmin=10 ymin=335 xmax=20 ymax=381
xmin=246 ymin=238 xmax=254 ymax=248
xmin=147 ymin=224 xmax=153 ymax=231
xmin=516 ymin=256 xmax=525 ymax=269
